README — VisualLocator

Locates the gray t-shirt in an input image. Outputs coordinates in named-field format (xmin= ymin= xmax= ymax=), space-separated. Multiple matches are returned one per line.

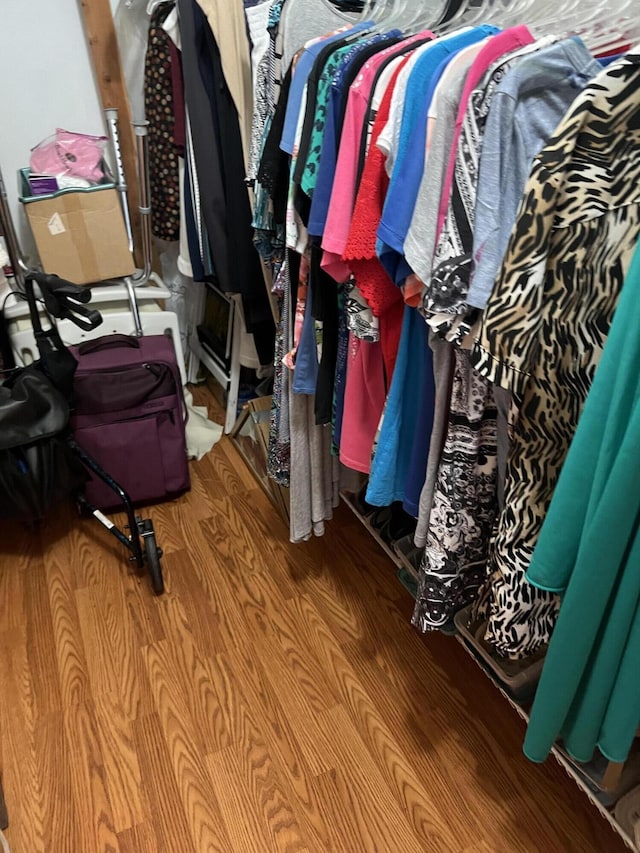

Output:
xmin=403 ymin=41 xmax=486 ymax=287
xmin=280 ymin=0 xmax=359 ymax=73
xmin=467 ymin=37 xmax=600 ymax=309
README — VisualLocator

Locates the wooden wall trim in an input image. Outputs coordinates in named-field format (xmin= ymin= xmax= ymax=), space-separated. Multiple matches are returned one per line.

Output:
xmin=78 ymin=0 xmax=142 ymax=266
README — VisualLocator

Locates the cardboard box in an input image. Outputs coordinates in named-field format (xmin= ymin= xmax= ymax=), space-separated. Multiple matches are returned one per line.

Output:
xmin=20 ymin=174 xmax=135 ymax=285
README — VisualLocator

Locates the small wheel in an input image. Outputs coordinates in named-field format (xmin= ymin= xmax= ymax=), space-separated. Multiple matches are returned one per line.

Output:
xmin=142 ymin=522 xmax=164 ymax=596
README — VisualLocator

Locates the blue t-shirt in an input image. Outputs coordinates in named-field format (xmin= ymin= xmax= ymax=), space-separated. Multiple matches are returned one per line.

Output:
xmin=293 ymin=35 xmax=400 ymax=396
xmin=366 ymin=306 xmax=426 ymax=507
xmin=291 ymin=275 xmax=319 ymax=395
xmin=468 ymin=37 xmax=599 ymax=310
xmin=403 ymin=328 xmax=435 ymax=517
xmin=376 ymin=26 xmax=499 ymax=285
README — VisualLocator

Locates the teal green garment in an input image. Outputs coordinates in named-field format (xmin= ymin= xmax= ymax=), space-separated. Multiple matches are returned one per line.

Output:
xmin=524 ymin=239 xmax=640 ymax=765
xmin=299 ymin=43 xmax=353 ymax=196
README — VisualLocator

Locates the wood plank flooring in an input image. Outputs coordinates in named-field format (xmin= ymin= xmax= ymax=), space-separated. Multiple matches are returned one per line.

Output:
xmin=0 ymin=389 xmax=627 ymax=852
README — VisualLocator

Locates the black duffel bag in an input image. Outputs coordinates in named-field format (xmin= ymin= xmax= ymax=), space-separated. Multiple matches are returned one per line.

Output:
xmin=0 ymin=366 xmax=86 ymax=522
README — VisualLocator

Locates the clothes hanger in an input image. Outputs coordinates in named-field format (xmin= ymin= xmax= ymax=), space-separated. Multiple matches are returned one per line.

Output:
xmin=376 ymin=0 xmax=418 ymax=31
xmin=579 ymin=15 xmax=639 ymax=57
xmin=358 ymin=0 xmax=388 ymax=22
xmin=411 ymin=0 xmax=450 ymax=30
xmin=567 ymin=0 xmax=637 ymax=49
xmin=490 ymin=0 xmax=574 ymax=33
xmin=332 ymin=0 xmax=366 ymax=12
xmin=358 ymin=0 xmax=375 ymax=16
xmin=387 ymin=5 xmax=435 ymax=32
xmin=482 ymin=0 xmax=564 ymax=29
xmin=438 ymin=0 xmax=493 ymax=34
xmin=368 ymin=0 xmax=442 ymax=35
xmin=357 ymin=0 xmax=394 ymax=34
xmin=448 ymin=0 xmax=499 ymax=29
xmin=430 ymin=0 xmax=465 ymax=28
xmin=529 ymin=0 xmax=634 ymax=53
xmin=528 ymin=0 xmax=590 ymax=31
xmin=146 ymin=0 xmax=172 ymax=14
xmin=495 ymin=0 xmax=539 ymax=27
xmin=436 ymin=0 xmax=479 ymax=33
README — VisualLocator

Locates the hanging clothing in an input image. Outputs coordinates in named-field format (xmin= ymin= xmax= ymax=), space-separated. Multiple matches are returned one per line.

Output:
xmin=468 ymin=37 xmax=601 ymax=311
xmin=280 ymin=25 xmax=362 ymax=156
xmin=280 ymin=0 xmax=361 ymax=74
xmin=410 ymin=36 xmax=601 ymax=636
xmin=413 ymin=333 xmax=454 ymax=548
xmin=420 ymin=35 xmax=557 ymax=346
xmin=288 ymin=391 xmax=340 ymax=542
xmin=245 ymin=0 xmax=271 ymax=98
xmin=253 ymin=27 xmax=640 ymax=763
xmin=403 ymin=25 xmax=536 ymax=293
xmin=397 ymin=37 xmax=493 ymax=306
xmin=317 ymin=32 xmax=406 ymax=278
xmin=408 ymin=38 xmax=540 ymax=625
xmin=365 ymin=306 xmax=428 ymax=506
xmin=159 ymin=6 xmax=197 ymax=282
xmin=412 ymin=350 xmax=497 ymax=631
xmin=280 ymin=18 xmax=402 ymax=541
xmin=307 ymin=32 xmax=429 ymax=239
xmin=339 ymin=336 xmax=386 ymax=473
xmin=196 ymin=0 xmax=256 ymax=165
xmin=429 ymin=37 xmax=600 ymax=344
xmin=332 ymin=283 xmax=350 ymax=452
xmin=470 ymin=49 xmax=640 ymax=659
xmin=407 ymin=41 xmax=557 ymax=547
xmin=524 ymin=237 xmax=640 ymax=766
xmin=248 ymin=0 xmax=286 ymax=183
xmin=313 ymin=246 xmax=341 ymax=424
xmin=178 ymin=0 xmax=275 ymax=359
xmin=145 ymin=3 xmax=181 ymax=241
xmin=299 ymin=31 xmax=395 ymax=202
xmin=377 ymin=25 xmax=499 ymax=286
xmin=376 ymin=37 xmax=443 ymax=176
xmin=343 ymin=55 xmax=416 ymax=381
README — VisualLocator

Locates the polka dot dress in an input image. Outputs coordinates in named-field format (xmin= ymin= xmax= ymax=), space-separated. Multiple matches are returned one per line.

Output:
xmin=144 ymin=5 xmax=181 ymax=242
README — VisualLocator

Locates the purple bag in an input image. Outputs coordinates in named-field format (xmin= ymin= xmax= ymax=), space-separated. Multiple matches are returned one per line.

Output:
xmin=69 ymin=334 xmax=190 ymax=510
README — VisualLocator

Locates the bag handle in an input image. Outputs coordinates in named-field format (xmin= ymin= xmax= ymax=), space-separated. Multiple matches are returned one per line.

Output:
xmin=77 ymin=333 xmax=189 ymax=425
xmin=77 ymin=334 xmax=141 ymax=355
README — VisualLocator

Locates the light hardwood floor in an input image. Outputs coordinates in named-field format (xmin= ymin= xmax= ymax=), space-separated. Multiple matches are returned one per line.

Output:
xmin=0 ymin=390 xmax=627 ymax=852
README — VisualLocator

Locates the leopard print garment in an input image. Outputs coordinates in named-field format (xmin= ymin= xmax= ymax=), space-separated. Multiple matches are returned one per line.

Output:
xmin=470 ymin=51 xmax=640 ymax=659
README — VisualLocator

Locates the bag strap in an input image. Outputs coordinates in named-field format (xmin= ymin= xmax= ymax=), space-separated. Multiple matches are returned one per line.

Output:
xmin=77 ymin=334 xmax=140 ymax=355
xmin=0 ymin=309 xmax=15 ymax=371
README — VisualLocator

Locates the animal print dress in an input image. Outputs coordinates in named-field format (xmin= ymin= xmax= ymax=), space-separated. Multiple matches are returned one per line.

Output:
xmin=411 ymin=42 xmax=544 ymax=635
xmin=470 ymin=50 xmax=640 ymax=658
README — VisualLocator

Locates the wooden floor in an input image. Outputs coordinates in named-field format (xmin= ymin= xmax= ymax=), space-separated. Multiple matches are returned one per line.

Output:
xmin=0 ymin=390 xmax=627 ymax=853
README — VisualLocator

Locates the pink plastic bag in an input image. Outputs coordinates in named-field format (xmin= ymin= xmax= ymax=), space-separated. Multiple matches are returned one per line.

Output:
xmin=30 ymin=129 xmax=107 ymax=183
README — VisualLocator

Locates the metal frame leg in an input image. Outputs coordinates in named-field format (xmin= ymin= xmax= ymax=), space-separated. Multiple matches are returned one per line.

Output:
xmin=225 ymin=295 xmax=242 ymax=435
xmin=124 ymin=277 xmax=144 ymax=338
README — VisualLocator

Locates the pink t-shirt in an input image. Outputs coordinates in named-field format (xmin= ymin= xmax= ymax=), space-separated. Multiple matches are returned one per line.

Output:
xmin=434 ymin=25 xmax=534 ymax=241
xmin=321 ymin=32 xmax=433 ymax=283
xmin=339 ymin=336 xmax=386 ymax=473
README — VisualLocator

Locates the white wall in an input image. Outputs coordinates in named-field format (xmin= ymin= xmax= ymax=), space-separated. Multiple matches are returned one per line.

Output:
xmin=0 ymin=0 xmax=110 ymax=264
